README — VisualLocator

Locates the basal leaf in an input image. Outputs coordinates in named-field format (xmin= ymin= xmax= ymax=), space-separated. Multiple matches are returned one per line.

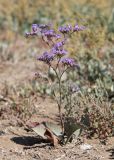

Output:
xmin=32 ymin=123 xmax=46 ymax=139
xmin=64 ymin=117 xmax=84 ymax=143
xmin=44 ymin=122 xmax=63 ymax=138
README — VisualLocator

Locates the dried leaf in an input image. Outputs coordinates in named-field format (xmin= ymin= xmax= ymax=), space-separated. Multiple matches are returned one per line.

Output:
xmin=44 ymin=127 xmax=59 ymax=146
xmin=29 ymin=121 xmax=62 ymax=146
xmin=44 ymin=122 xmax=63 ymax=137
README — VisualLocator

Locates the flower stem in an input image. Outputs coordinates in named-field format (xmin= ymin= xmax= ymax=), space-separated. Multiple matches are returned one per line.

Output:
xmin=50 ymin=65 xmax=64 ymax=133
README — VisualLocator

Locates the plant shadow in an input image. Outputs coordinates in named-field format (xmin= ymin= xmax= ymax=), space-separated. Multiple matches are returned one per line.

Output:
xmin=11 ymin=136 xmax=51 ymax=149
xmin=106 ymin=148 xmax=114 ymax=159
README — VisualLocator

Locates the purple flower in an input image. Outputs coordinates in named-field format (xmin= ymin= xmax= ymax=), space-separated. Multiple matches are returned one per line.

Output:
xmin=59 ymin=24 xmax=72 ymax=34
xmin=69 ymin=84 xmax=80 ymax=93
xmin=61 ymin=58 xmax=79 ymax=68
xmin=38 ymin=24 xmax=50 ymax=33
xmin=53 ymin=41 xmax=65 ymax=50
xmin=55 ymin=34 xmax=61 ymax=39
xmin=32 ymin=24 xmax=38 ymax=33
xmin=37 ymin=52 xmax=55 ymax=64
xmin=43 ymin=29 xmax=56 ymax=38
xmin=51 ymin=48 xmax=67 ymax=57
xmin=73 ymin=24 xmax=86 ymax=32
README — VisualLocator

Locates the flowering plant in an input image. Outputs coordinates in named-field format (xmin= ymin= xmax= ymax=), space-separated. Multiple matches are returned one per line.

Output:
xmin=26 ymin=22 xmax=86 ymax=144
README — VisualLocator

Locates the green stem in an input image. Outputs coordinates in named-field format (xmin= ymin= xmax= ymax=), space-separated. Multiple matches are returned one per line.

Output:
xmin=60 ymin=66 xmax=69 ymax=79
xmin=50 ymin=65 xmax=64 ymax=133
xmin=49 ymin=64 xmax=69 ymax=133
xmin=58 ymin=77 xmax=64 ymax=133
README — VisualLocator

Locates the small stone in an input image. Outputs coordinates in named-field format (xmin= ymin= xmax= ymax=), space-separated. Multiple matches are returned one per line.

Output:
xmin=80 ymin=144 xmax=93 ymax=151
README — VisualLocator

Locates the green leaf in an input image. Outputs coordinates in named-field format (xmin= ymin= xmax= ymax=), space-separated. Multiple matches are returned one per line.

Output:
xmin=64 ymin=117 xmax=83 ymax=144
xmin=73 ymin=128 xmax=81 ymax=137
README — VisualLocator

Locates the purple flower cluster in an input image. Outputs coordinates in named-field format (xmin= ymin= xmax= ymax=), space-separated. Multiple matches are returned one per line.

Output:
xmin=25 ymin=23 xmax=50 ymax=37
xmin=51 ymin=48 xmax=67 ymax=57
xmin=26 ymin=22 xmax=85 ymax=68
xmin=55 ymin=34 xmax=61 ymax=39
xmin=25 ymin=24 xmax=38 ymax=37
xmin=61 ymin=58 xmax=77 ymax=67
xmin=32 ymin=24 xmax=51 ymax=32
xmin=38 ymin=52 xmax=54 ymax=64
xmin=73 ymin=24 xmax=86 ymax=32
xmin=69 ymin=84 xmax=80 ymax=93
xmin=58 ymin=24 xmax=86 ymax=34
xmin=53 ymin=41 xmax=65 ymax=50
xmin=25 ymin=22 xmax=86 ymax=38
xmin=32 ymin=24 xmax=38 ymax=33
xmin=42 ymin=29 xmax=56 ymax=39
xmin=50 ymin=40 xmax=67 ymax=57
xmin=59 ymin=25 xmax=72 ymax=34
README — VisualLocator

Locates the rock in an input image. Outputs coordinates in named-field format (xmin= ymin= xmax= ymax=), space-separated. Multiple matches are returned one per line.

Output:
xmin=80 ymin=143 xmax=93 ymax=151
